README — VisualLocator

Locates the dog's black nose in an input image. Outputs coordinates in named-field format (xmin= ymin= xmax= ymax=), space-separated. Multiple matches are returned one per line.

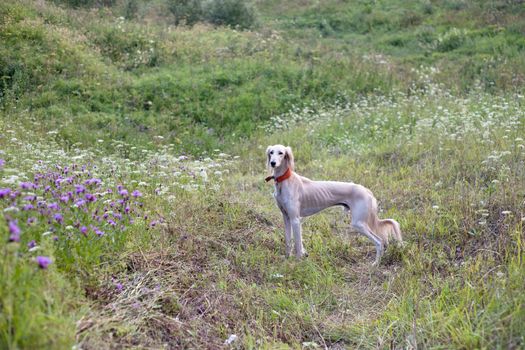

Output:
xmin=270 ymin=161 xmax=276 ymax=167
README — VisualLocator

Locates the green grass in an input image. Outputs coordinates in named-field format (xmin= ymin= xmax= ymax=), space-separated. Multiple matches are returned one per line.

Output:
xmin=1 ymin=0 xmax=525 ymax=348
xmin=2 ymin=0 xmax=524 ymax=153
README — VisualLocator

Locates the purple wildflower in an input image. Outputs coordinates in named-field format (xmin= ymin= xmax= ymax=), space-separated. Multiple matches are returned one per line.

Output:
xmin=75 ymin=184 xmax=85 ymax=194
xmin=27 ymin=240 xmax=37 ymax=249
xmin=85 ymin=178 xmax=102 ymax=186
xmin=95 ymin=228 xmax=105 ymax=237
xmin=85 ymin=193 xmax=97 ymax=202
xmin=20 ymin=182 xmax=35 ymax=190
xmin=132 ymin=190 xmax=142 ymax=198
xmin=0 ymin=159 xmax=5 ymax=168
xmin=119 ymin=189 xmax=129 ymax=197
xmin=108 ymin=219 xmax=116 ymax=226
xmin=24 ymin=195 xmax=37 ymax=201
xmin=27 ymin=217 xmax=36 ymax=225
xmin=80 ymin=226 xmax=88 ymax=235
xmin=60 ymin=195 xmax=69 ymax=203
xmin=23 ymin=204 xmax=34 ymax=211
xmin=0 ymin=188 xmax=11 ymax=199
xmin=8 ymin=221 xmax=21 ymax=242
xmin=115 ymin=282 xmax=123 ymax=292
xmin=36 ymin=256 xmax=52 ymax=269
xmin=54 ymin=213 xmax=63 ymax=224
xmin=75 ymin=199 xmax=86 ymax=207
xmin=48 ymin=202 xmax=59 ymax=211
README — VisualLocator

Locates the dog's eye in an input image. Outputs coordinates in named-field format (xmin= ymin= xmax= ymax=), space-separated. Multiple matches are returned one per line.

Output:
xmin=278 ymin=151 xmax=283 ymax=155
xmin=269 ymin=151 xmax=273 ymax=155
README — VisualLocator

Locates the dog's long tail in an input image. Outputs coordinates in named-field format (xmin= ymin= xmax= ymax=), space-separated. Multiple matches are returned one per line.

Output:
xmin=375 ymin=218 xmax=402 ymax=244
xmin=358 ymin=189 xmax=403 ymax=244
xmin=368 ymin=198 xmax=403 ymax=244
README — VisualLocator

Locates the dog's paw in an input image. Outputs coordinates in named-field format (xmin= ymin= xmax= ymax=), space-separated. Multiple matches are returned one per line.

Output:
xmin=371 ymin=258 xmax=381 ymax=267
xmin=295 ymin=249 xmax=308 ymax=259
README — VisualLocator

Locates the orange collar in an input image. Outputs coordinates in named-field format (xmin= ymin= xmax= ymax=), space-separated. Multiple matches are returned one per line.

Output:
xmin=265 ymin=168 xmax=292 ymax=183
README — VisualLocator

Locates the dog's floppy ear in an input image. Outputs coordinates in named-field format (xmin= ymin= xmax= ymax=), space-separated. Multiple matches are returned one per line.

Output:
xmin=285 ymin=146 xmax=294 ymax=170
xmin=266 ymin=146 xmax=272 ymax=173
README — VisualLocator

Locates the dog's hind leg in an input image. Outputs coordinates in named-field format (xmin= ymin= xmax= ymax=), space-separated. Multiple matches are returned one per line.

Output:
xmin=352 ymin=220 xmax=384 ymax=265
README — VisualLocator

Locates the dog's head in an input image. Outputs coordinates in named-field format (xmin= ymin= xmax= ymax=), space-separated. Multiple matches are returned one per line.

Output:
xmin=266 ymin=144 xmax=294 ymax=172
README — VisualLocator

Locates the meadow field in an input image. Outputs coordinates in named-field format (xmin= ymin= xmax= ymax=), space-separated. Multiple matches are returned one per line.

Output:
xmin=1 ymin=0 xmax=524 ymax=348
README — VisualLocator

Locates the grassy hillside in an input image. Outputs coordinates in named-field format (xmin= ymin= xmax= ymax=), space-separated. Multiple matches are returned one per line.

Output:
xmin=1 ymin=0 xmax=524 ymax=153
xmin=1 ymin=0 xmax=524 ymax=349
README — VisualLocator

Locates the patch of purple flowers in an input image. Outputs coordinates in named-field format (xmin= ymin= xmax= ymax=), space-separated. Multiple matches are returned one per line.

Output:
xmin=1 ymin=160 xmax=158 ymax=269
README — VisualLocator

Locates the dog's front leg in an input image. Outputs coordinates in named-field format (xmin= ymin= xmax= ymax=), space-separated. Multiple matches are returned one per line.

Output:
xmin=282 ymin=212 xmax=293 ymax=257
xmin=290 ymin=216 xmax=307 ymax=258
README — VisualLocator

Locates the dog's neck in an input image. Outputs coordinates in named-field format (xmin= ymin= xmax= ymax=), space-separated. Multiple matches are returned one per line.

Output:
xmin=266 ymin=165 xmax=292 ymax=183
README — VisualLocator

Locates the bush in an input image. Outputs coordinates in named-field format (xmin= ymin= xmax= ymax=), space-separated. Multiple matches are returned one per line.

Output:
xmin=168 ymin=0 xmax=204 ymax=26
xmin=124 ymin=0 xmax=138 ymax=20
xmin=436 ymin=28 xmax=468 ymax=52
xmin=52 ymin=0 xmax=115 ymax=8
xmin=168 ymin=0 xmax=258 ymax=29
xmin=203 ymin=0 xmax=258 ymax=29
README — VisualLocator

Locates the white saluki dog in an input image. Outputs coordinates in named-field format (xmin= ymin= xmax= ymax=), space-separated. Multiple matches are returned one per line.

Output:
xmin=266 ymin=144 xmax=402 ymax=265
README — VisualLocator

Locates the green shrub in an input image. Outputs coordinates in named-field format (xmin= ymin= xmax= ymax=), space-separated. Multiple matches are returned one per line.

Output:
xmin=52 ymin=0 xmax=115 ymax=8
xmin=168 ymin=0 xmax=258 ymax=29
xmin=436 ymin=27 xmax=468 ymax=52
xmin=124 ymin=0 xmax=138 ymax=20
xmin=168 ymin=0 xmax=204 ymax=26
xmin=203 ymin=0 xmax=259 ymax=29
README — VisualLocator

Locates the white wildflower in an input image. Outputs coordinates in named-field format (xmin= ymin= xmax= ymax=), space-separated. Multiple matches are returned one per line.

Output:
xmin=3 ymin=206 xmax=19 ymax=213
xmin=224 ymin=334 xmax=238 ymax=345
